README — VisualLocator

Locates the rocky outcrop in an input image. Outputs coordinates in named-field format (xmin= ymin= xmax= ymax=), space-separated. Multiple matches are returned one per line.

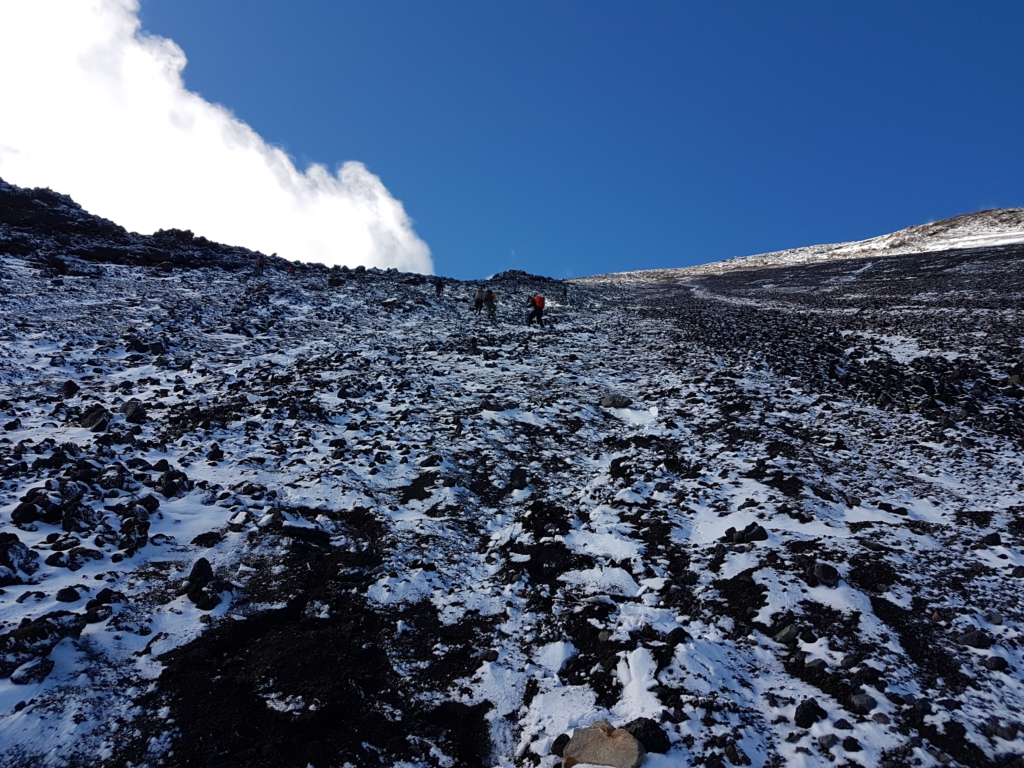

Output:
xmin=562 ymin=721 xmax=645 ymax=768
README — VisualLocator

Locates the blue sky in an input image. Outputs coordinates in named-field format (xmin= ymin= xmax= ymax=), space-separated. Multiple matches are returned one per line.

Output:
xmin=137 ymin=0 xmax=1023 ymax=280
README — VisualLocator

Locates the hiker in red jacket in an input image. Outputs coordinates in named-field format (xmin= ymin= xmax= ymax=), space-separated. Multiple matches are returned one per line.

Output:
xmin=526 ymin=294 xmax=545 ymax=327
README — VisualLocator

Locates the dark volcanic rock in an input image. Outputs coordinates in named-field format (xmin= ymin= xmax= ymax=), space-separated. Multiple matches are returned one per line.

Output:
xmin=158 ymin=469 xmax=192 ymax=498
xmin=45 ymin=546 xmax=103 ymax=571
xmin=119 ymin=398 xmax=147 ymax=424
xmin=0 ymin=566 xmax=17 ymax=588
xmin=0 ymin=610 xmax=88 ymax=677
xmin=10 ymin=657 xmax=56 ymax=685
xmin=11 ymin=501 xmax=40 ymax=524
xmin=983 ymin=656 xmax=1009 ymax=672
xmin=848 ymin=693 xmax=877 ymax=715
xmin=85 ymin=604 xmax=114 ymax=624
xmin=94 ymin=588 xmax=126 ymax=605
xmin=957 ymin=629 xmax=994 ymax=649
xmin=137 ymin=494 xmax=161 ymax=514
xmin=119 ymin=517 xmax=151 ymax=554
xmin=80 ymin=404 xmax=110 ymax=432
xmin=794 ymin=697 xmax=827 ymax=728
xmin=600 ymin=394 xmax=633 ymax=408
xmin=509 ymin=466 xmax=529 ymax=490
xmin=818 ymin=733 xmax=840 ymax=750
xmin=813 ymin=561 xmax=841 ymax=588
xmin=550 ymin=733 xmax=570 ymax=757
xmin=742 ymin=524 xmax=768 ymax=543
xmin=191 ymin=531 xmax=224 ymax=548
xmin=773 ymin=624 xmax=799 ymax=644
xmin=0 ymin=532 xmax=40 ymax=576
xmin=843 ymin=736 xmax=863 ymax=752
xmin=186 ymin=557 xmax=214 ymax=599
xmin=622 ymin=717 xmax=670 ymax=754
xmin=55 ymin=587 xmax=81 ymax=602
xmin=185 ymin=557 xmax=220 ymax=609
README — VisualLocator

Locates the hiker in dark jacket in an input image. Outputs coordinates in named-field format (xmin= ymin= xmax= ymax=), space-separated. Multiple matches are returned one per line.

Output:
xmin=473 ymin=286 xmax=485 ymax=313
xmin=484 ymin=289 xmax=497 ymax=322
xmin=526 ymin=294 xmax=545 ymax=327
xmin=435 ymin=277 xmax=444 ymax=297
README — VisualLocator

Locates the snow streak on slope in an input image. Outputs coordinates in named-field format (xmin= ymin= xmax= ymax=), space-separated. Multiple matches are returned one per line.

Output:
xmin=1 ymin=188 xmax=1024 ymax=767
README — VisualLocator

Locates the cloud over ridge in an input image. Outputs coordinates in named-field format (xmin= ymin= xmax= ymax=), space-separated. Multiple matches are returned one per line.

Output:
xmin=0 ymin=0 xmax=432 ymax=273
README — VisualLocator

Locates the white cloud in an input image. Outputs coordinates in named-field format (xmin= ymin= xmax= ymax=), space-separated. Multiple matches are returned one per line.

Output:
xmin=0 ymin=0 xmax=433 ymax=273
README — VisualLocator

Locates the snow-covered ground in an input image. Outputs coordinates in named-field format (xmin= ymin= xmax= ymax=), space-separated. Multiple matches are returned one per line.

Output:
xmin=1 ymin=180 xmax=1024 ymax=767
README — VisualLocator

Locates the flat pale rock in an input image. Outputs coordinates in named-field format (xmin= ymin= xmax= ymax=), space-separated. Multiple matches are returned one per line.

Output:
xmin=563 ymin=720 xmax=646 ymax=768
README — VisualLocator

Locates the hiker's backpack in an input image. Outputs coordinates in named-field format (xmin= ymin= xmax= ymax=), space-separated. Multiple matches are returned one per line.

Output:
xmin=484 ymin=289 xmax=494 ymax=302
xmin=534 ymin=295 xmax=545 ymax=309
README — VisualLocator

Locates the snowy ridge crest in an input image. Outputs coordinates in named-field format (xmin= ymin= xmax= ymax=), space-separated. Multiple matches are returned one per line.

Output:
xmin=581 ymin=207 xmax=1024 ymax=285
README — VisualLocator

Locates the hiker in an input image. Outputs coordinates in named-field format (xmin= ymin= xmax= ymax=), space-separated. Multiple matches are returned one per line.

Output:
xmin=254 ymin=254 xmax=264 ymax=276
xmin=435 ymin=277 xmax=444 ymax=297
xmin=473 ymin=286 xmax=485 ymax=313
xmin=287 ymin=264 xmax=294 ymax=277
xmin=526 ymin=294 xmax=545 ymax=327
xmin=561 ymin=284 xmax=568 ymax=303
xmin=484 ymin=288 xmax=497 ymax=322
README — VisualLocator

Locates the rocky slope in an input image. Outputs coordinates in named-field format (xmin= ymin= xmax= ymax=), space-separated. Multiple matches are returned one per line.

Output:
xmin=1 ymin=178 xmax=1023 ymax=768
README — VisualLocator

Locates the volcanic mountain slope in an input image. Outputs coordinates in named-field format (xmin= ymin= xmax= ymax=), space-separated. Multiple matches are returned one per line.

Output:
xmin=0 ymin=178 xmax=1023 ymax=768
xmin=621 ymin=207 xmax=1024 ymax=279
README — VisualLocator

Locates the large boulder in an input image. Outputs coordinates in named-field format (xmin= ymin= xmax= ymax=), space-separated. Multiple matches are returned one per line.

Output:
xmin=848 ymin=693 xmax=877 ymax=715
xmin=0 ymin=533 xmax=40 ymax=580
xmin=11 ymin=501 xmax=40 ymax=525
xmin=119 ymin=398 xmax=147 ymax=424
xmin=794 ymin=697 xmax=827 ymax=728
xmin=600 ymin=394 xmax=632 ymax=409
xmin=119 ymin=517 xmax=151 ymax=555
xmin=509 ymin=467 xmax=529 ymax=490
xmin=61 ymin=501 xmax=98 ymax=534
xmin=813 ymin=562 xmax=841 ymax=588
xmin=44 ymin=546 xmax=103 ymax=571
xmin=741 ymin=524 xmax=769 ymax=543
xmin=983 ymin=656 xmax=1009 ymax=672
xmin=98 ymin=464 xmax=128 ymax=491
xmin=125 ymin=337 xmax=149 ymax=354
xmin=158 ymin=469 xmax=192 ymax=498
xmin=773 ymin=624 xmax=799 ymax=644
xmin=185 ymin=557 xmax=222 ymax=611
xmin=622 ymin=717 xmax=670 ymax=754
xmin=562 ymin=721 xmax=645 ymax=768
xmin=957 ymin=629 xmax=994 ymax=649
xmin=10 ymin=657 xmax=56 ymax=685
xmin=55 ymin=587 xmax=81 ymax=603
xmin=79 ymin=405 xmax=110 ymax=432
xmin=0 ymin=566 xmax=16 ymax=588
